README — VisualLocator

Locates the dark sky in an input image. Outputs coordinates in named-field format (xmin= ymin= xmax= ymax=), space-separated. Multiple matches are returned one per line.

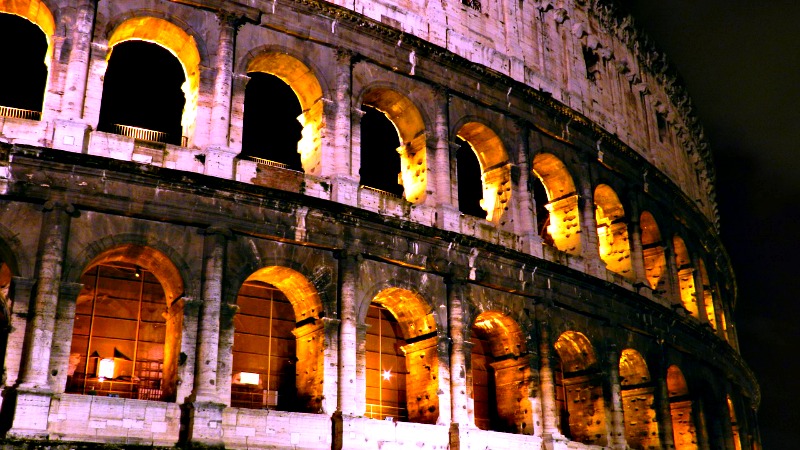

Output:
xmin=618 ymin=1 xmax=800 ymax=448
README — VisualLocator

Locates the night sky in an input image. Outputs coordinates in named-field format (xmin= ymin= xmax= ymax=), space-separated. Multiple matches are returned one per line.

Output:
xmin=618 ymin=1 xmax=800 ymax=447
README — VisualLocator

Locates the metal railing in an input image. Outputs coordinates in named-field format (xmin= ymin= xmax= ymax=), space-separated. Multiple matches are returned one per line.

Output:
xmin=248 ymin=156 xmax=290 ymax=169
xmin=364 ymin=403 xmax=408 ymax=421
xmin=0 ymin=105 xmax=42 ymax=121
xmin=113 ymin=124 xmax=187 ymax=146
xmin=360 ymin=185 xmax=403 ymax=199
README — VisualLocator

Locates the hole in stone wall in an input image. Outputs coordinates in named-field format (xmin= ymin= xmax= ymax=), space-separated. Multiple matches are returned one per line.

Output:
xmin=241 ymin=72 xmax=303 ymax=171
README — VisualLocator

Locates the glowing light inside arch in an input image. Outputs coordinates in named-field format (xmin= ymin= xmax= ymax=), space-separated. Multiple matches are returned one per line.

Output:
xmin=532 ymin=153 xmax=580 ymax=254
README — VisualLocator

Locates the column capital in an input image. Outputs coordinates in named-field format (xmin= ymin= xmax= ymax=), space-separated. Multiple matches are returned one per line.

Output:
xmin=201 ymin=226 xmax=233 ymax=239
xmin=59 ymin=282 xmax=84 ymax=300
xmin=42 ymin=200 xmax=78 ymax=217
xmin=216 ymin=10 xmax=246 ymax=30
xmin=335 ymin=47 xmax=356 ymax=64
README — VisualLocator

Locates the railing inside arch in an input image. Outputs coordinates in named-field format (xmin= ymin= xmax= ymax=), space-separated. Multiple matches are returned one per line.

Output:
xmin=0 ymin=105 xmax=42 ymax=121
xmin=364 ymin=403 xmax=408 ymax=422
xmin=113 ymin=124 xmax=187 ymax=146
xmin=248 ymin=156 xmax=290 ymax=169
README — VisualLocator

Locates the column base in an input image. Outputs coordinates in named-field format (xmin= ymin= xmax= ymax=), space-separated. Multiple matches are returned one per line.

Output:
xmin=330 ymin=175 xmax=359 ymax=207
xmin=52 ymin=119 xmax=91 ymax=153
xmin=204 ymin=146 xmax=238 ymax=179
xmin=541 ymin=432 xmax=569 ymax=450
xmin=7 ymin=387 xmax=53 ymax=439
xmin=184 ymin=401 xmax=226 ymax=447
xmin=436 ymin=203 xmax=461 ymax=232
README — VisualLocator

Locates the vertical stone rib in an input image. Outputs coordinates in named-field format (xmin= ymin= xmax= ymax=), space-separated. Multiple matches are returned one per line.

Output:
xmin=61 ymin=0 xmax=97 ymax=119
xmin=4 ymin=277 xmax=35 ymax=387
xmin=337 ymin=253 xmax=358 ymax=414
xmin=19 ymin=202 xmax=72 ymax=390
xmin=333 ymin=49 xmax=354 ymax=176
xmin=606 ymin=348 xmax=628 ymax=449
xmin=537 ymin=320 xmax=561 ymax=437
xmin=209 ymin=13 xmax=239 ymax=148
xmin=433 ymin=88 xmax=452 ymax=205
xmin=194 ymin=227 xmax=229 ymax=402
xmin=448 ymin=280 xmax=468 ymax=424
xmin=656 ymin=375 xmax=676 ymax=450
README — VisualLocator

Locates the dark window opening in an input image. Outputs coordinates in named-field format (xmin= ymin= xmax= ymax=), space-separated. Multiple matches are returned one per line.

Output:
xmin=0 ymin=13 xmax=48 ymax=118
xmin=582 ymin=46 xmax=600 ymax=82
xmin=360 ymin=105 xmax=404 ymax=197
xmin=456 ymin=137 xmax=485 ymax=218
xmin=656 ymin=112 xmax=669 ymax=143
xmin=532 ymin=176 xmax=555 ymax=246
xmin=97 ymin=41 xmax=185 ymax=145
xmin=461 ymin=0 xmax=482 ymax=11
xmin=241 ymin=72 xmax=303 ymax=171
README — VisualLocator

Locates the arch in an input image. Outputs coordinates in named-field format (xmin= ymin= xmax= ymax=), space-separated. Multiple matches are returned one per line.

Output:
xmin=0 ymin=10 xmax=50 ymax=118
xmin=360 ymin=88 xmax=428 ymax=204
xmin=106 ymin=17 xmax=201 ymax=143
xmin=619 ymin=349 xmax=660 ymax=449
xmin=673 ymin=236 xmax=699 ymax=318
xmin=666 ymin=365 xmax=699 ymax=450
xmin=245 ymin=52 xmax=325 ymax=174
xmin=367 ymin=287 xmax=439 ymax=424
xmin=553 ymin=331 xmax=606 ymax=445
xmin=594 ymin=184 xmax=633 ymax=280
xmin=531 ymin=153 xmax=580 ymax=254
xmin=231 ymin=266 xmax=324 ymax=412
xmin=697 ymin=259 xmax=716 ymax=329
xmin=65 ymin=245 xmax=185 ymax=402
xmin=640 ymin=211 xmax=667 ymax=291
xmin=470 ymin=311 xmax=532 ymax=434
xmin=456 ymin=122 xmax=512 ymax=223
xmin=0 ymin=0 xmax=55 ymax=49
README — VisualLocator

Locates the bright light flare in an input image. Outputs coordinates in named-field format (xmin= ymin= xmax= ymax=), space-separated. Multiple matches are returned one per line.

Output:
xmin=382 ymin=370 xmax=392 ymax=381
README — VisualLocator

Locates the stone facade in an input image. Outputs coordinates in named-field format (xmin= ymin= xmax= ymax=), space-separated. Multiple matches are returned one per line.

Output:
xmin=0 ymin=0 xmax=759 ymax=449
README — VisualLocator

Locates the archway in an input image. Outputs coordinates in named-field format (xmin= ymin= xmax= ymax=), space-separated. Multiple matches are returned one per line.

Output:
xmin=244 ymin=53 xmax=324 ymax=173
xmin=697 ymin=259 xmax=717 ymax=329
xmin=673 ymin=237 xmax=698 ymax=318
xmin=366 ymin=287 xmax=438 ymax=423
xmin=456 ymin=137 xmax=484 ymax=218
xmin=0 ymin=9 xmax=50 ymax=119
xmin=667 ymin=365 xmax=699 ymax=450
xmin=65 ymin=245 xmax=185 ymax=402
xmin=594 ymin=185 xmax=633 ymax=280
xmin=553 ymin=331 xmax=607 ymax=445
xmin=101 ymin=17 xmax=200 ymax=145
xmin=640 ymin=211 xmax=667 ymax=291
xmin=456 ymin=122 xmax=511 ymax=223
xmin=231 ymin=266 xmax=324 ymax=412
xmin=619 ymin=349 xmax=660 ymax=449
xmin=469 ymin=311 xmax=532 ymax=434
xmin=360 ymin=88 xmax=428 ymax=203
xmin=531 ymin=153 xmax=580 ymax=254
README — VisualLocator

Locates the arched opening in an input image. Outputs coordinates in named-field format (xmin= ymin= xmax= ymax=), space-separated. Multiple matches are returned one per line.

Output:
xmin=66 ymin=245 xmax=185 ymax=402
xmin=231 ymin=266 xmax=324 ymax=412
xmin=531 ymin=175 xmax=555 ymax=246
xmin=594 ymin=185 xmax=633 ymax=280
xmin=531 ymin=153 xmax=580 ymax=254
xmin=97 ymin=41 xmax=186 ymax=145
xmin=673 ymin=237 xmax=699 ymax=318
xmin=619 ymin=349 xmax=660 ymax=449
xmin=0 ymin=11 xmax=49 ymax=120
xmin=360 ymin=89 xmax=428 ymax=203
xmin=553 ymin=331 xmax=607 ymax=445
xmin=455 ymin=122 xmax=511 ymax=223
xmin=640 ymin=211 xmax=667 ymax=291
xmin=102 ymin=17 xmax=201 ymax=146
xmin=470 ymin=311 xmax=532 ymax=434
xmin=367 ymin=287 xmax=438 ymax=423
xmin=697 ymin=260 xmax=717 ymax=329
xmin=667 ymin=365 xmax=699 ymax=450
xmin=456 ymin=137 xmax=484 ymax=218
xmin=727 ymin=395 xmax=743 ymax=450
xmin=241 ymin=73 xmax=303 ymax=170
xmin=244 ymin=53 xmax=325 ymax=174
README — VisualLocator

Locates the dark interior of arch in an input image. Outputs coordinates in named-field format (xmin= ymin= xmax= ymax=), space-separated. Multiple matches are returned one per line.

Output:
xmin=0 ymin=14 xmax=48 ymax=113
xmin=456 ymin=137 xmax=484 ymax=218
xmin=531 ymin=176 xmax=554 ymax=245
xmin=97 ymin=40 xmax=185 ymax=144
xmin=359 ymin=105 xmax=403 ymax=197
xmin=241 ymin=72 xmax=303 ymax=170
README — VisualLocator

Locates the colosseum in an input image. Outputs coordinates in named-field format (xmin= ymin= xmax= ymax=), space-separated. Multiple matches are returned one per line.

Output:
xmin=0 ymin=0 xmax=760 ymax=448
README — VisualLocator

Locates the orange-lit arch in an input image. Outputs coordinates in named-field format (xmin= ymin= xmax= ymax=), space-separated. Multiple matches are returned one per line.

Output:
xmin=594 ymin=185 xmax=633 ymax=279
xmin=619 ymin=348 xmax=650 ymax=386
xmin=245 ymin=265 xmax=322 ymax=320
xmin=667 ymin=365 xmax=698 ymax=450
xmin=673 ymin=236 xmax=698 ymax=317
xmin=362 ymin=88 xmax=428 ymax=204
xmin=0 ymin=0 xmax=54 ymax=59
xmin=107 ymin=17 xmax=200 ymax=143
xmin=247 ymin=53 xmax=325 ymax=174
xmin=532 ymin=153 xmax=580 ymax=254
xmin=457 ymin=122 xmax=511 ymax=223
xmin=472 ymin=311 xmax=527 ymax=357
xmin=372 ymin=286 xmax=435 ymax=339
xmin=554 ymin=330 xmax=597 ymax=372
xmin=641 ymin=211 xmax=667 ymax=290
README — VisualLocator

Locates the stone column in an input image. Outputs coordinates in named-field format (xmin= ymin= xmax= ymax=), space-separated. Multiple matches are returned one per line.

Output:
xmin=333 ymin=48 xmax=355 ymax=177
xmin=436 ymin=331 xmax=452 ymax=425
xmin=577 ymin=173 xmax=602 ymax=275
xmin=61 ymin=0 xmax=97 ymax=120
xmin=194 ymin=227 xmax=231 ymax=403
xmin=49 ymin=282 xmax=84 ymax=393
xmin=215 ymin=302 xmax=239 ymax=406
xmin=3 ymin=277 xmax=35 ymax=388
xmin=321 ymin=317 xmax=341 ymax=414
xmin=209 ymin=12 xmax=241 ymax=148
xmin=605 ymin=347 xmax=628 ymax=449
xmin=514 ymin=122 xmax=543 ymax=256
xmin=691 ymin=255 xmax=710 ymax=325
xmin=433 ymin=87 xmax=452 ymax=206
xmin=627 ymin=202 xmax=648 ymax=286
xmin=694 ymin=396 xmax=711 ymax=450
xmin=663 ymin=240 xmax=681 ymax=307
xmin=536 ymin=317 xmax=562 ymax=438
xmin=337 ymin=252 xmax=358 ymax=415
xmin=448 ymin=280 xmax=469 ymax=425
xmin=355 ymin=323 xmax=368 ymax=416
xmin=10 ymin=202 xmax=74 ymax=437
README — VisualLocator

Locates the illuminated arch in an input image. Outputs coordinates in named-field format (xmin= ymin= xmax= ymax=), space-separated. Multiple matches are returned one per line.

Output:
xmin=594 ymin=185 xmax=633 ymax=279
xmin=697 ymin=259 xmax=716 ymax=329
xmin=470 ymin=311 xmax=532 ymax=434
xmin=361 ymin=88 xmax=428 ymax=204
xmin=247 ymin=53 xmax=325 ymax=174
xmin=0 ymin=0 xmax=54 ymax=55
xmin=66 ymin=245 xmax=185 ymax=402
xmin=368 ymin=287 xmax=438 ymax=423
xmin=640 ymin=211 xmax=667 ymax=291
xmin=532 ymin=153 xmax=580 ymax=254
xmin=231 ymin=266 xmax=324 ymax=412
xmin=107 ymin=17 xmax=201 ymax=143
xmin=667 ymin=365 xmax=699 ymax=450
xmin=619 ymin=349 xmax=660 ymax=449
xmin=553 ymin=331 xmax=607 ymax=445
xmin=456 ymin=122 xmax=512 ymax=223
xmin=673 ymin=236 xmax=699 ymax=318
